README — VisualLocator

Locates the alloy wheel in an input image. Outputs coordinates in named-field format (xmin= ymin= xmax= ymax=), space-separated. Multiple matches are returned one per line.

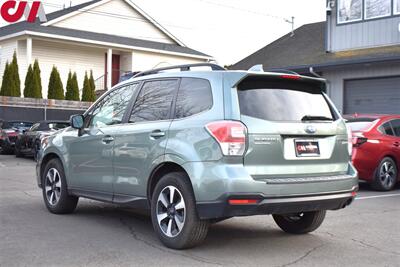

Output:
xmin=379 ymin=161 xmax=396 ymax=189
xmin=156 ymin=185 xmax=186 ymax=238
xmin=44 ymin=168 xmax=62 ymax=206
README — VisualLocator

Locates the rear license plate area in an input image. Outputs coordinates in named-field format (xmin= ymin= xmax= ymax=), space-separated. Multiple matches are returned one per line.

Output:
xmin=295 ymin=140 xmax=320 ymax=157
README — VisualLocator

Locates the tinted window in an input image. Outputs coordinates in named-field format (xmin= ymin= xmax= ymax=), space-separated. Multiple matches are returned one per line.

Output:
xmin=89 ymin=84 xmax=137 ymax=127
xmin=130 ymin=80 xmax=178 ymax=123
xmin=391 ymin=120 xmax=400 ymax=137
xmin=175 ymin=78 xmax=212 ymax=119
xmin=237 ymin=78 xmax=333 ymax=122
xmin=381 ymin=122 xmax=394 ymax=136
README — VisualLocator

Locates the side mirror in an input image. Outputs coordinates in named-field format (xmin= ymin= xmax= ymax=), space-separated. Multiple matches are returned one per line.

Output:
xmin=70 ymin=114 xmax=84 ymax=129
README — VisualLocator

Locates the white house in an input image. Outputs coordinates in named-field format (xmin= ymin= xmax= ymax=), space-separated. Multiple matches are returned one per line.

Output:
xmin=0 ymin=0 xmax=213 ymax=98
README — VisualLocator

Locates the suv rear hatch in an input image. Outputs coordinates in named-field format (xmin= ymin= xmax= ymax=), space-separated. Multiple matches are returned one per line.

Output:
xmin=235 ymin=74 xmax=349 ymax=182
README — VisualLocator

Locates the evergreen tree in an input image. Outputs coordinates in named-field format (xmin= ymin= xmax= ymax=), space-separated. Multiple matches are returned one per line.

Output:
xmin=23 ymin=64 xmax=34 ymax=98
xmin=47 ymin=66 xmax=64 ymax=100
xmin=81 ymin=72 xmax=92 ymax=102
xmin=0 ymin=62 xmax=11 ymax=96
xmin=10 ymin=51 xmax=21 ymax=97
xmin=89 ymin=70 xmax=96 ymax=100
xmin=32 ymin=59 xmax=42 ymax=98
xmin=71 ymin=72 xmax=80 ymax=100
xmin=65 ymin=71 xmax=79 ymax=101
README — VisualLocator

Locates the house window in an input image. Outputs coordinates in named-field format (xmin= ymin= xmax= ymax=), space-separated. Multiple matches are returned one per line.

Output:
xmin=395 ymin=0 xmax=400 ymax=14
xmin=338 ymin=0 xmax=363 ymax=24
xmin=365 ymin=0 xmax=391 ymax=19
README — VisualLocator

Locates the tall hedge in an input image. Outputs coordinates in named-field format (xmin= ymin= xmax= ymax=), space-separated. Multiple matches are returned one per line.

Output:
xmin=47 ymin=66 xmax=64 ymax=100
xmin=81 ymin=72 xmax=93 ymax=102
xmin=23 ymin=64 xmax=34 ymax=97
xmin=0 ymin=62 xmax=11 ymax=96
xmin=10 ymin=51 xmax=21 ymax=97
xmin=89 ymin=70 xmax=95 ymax=96
xmin=0 ymin=51 xmax=21 ymax=97
xmin=65 ymin=71 xmax=79 ymax=101
xmin=32 ymin=59 xmax=42 ymax=98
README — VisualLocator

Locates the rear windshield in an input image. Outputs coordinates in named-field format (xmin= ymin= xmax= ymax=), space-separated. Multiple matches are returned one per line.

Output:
xmin=237 ymin=76 xmax=334 ymax=122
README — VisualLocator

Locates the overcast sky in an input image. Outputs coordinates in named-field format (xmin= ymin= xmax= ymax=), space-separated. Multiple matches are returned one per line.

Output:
xmin=3 ymin=0 xmax=326 ymax=65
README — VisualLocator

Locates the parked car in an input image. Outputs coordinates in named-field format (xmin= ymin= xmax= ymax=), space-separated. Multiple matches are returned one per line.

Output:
xmin=15 ymin=121 xmax=70 ymax=160
xmin=345 ymin=114 xmax=400 ymax=191
xmin=0 ymin=120 xmax=33 ymax=154
xmin=36 ymin=63 xmax=358 ymax=249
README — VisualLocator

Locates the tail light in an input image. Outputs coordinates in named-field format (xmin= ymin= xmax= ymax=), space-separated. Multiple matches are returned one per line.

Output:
xmin=352 ymin=137 xmax=368 ymax=147
xmin=205 ymin=121 xmax=247 ymax=156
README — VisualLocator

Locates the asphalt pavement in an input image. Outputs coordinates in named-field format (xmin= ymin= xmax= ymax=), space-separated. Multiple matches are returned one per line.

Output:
xmin=1 ymin=154 xmax=399 ymax=267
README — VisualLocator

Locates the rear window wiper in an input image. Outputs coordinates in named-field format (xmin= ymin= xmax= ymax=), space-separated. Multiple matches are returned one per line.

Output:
xmin=301 ymin=115 xmax=333 ymax=122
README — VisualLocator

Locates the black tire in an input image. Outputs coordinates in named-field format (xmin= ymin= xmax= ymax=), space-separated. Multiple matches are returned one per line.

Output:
xmin=151 ymin=172 xmax=209 ymax=249
xmin=371 ymin=157 xmax=398 ymax=191
xmin=273 ymin=210 xmax=326 ymax=234
xmin=42 ymin=158 xmax=78 ymax=214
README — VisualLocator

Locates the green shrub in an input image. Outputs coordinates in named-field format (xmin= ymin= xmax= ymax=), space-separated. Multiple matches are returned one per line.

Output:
xmin=0 ymin=62 xmax=11 ymax=96
xmin=47 ymin=66 xmax=64 ymax=100
xmin=23 ymin=64 xmax=34 ymax=98
xmin=81 ymin=72 xmax=93 ymax=102
xmin=89 ymin=70 xmax=96 ymax=99
xmin=0 ymin=51 xmax=21 ymax=97
xmin=32 ymin=59 xmax=42 ymax=98
xmin=65 ymin=71 xmax=79 ymax=101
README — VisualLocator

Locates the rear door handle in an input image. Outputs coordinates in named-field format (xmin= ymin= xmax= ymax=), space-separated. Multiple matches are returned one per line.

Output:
xmin=394 ymin=142 xmax=400 ymax=147
xmin=102 ymin=136 xmax=114 ymax=144
xmin=150 ymin=130 xmax=165 ymax=139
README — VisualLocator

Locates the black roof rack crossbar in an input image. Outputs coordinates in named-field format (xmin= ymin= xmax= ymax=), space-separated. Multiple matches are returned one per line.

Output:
xmin=133 ymin=63 xmax=225 ymax=78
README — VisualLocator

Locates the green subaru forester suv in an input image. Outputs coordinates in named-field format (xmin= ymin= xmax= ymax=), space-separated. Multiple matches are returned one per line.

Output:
xmin=36 ymin=63 xmax=358 ymax=249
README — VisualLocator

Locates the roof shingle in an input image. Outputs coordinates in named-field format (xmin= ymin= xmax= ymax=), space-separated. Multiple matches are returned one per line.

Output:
xmin=231 ymin=21 xmax=400 ymax=71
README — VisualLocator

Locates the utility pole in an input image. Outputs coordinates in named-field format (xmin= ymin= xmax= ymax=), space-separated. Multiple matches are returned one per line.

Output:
xmin=284 ymin=16 xmax=295 ymax=37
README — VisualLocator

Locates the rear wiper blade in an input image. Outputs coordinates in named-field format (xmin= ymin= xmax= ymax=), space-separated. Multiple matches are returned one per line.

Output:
xmin=301 ymin=115 xmax=333 ymax=122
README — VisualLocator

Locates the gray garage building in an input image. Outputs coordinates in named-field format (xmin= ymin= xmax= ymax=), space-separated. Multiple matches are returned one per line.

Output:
xmin=231 ymin=0 xmax=400 ymax=115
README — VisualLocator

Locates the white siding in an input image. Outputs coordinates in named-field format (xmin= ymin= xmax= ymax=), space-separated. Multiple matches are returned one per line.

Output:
xmin=32 ymin=39 xmax=105 ymax=98
xmin=53 ymin=0 xmax=175 ymax=44
xmin=131 ymin=51 xmax=205 ymax=71
xmin=17 ymin=39 xmax=28 ymax=91
xmin=324 ymin=62 xmax=400 ymax=113
xmin=0 ymin=39 xmax=18 ymax=87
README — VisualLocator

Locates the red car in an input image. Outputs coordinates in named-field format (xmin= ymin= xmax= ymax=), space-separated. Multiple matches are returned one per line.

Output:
xmin=345 ymin=114 xmax=400 ymax=191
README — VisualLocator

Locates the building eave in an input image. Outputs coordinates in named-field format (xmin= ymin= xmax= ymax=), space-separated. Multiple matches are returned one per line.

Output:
xmin=0 ymin=31 xmax=213 ymax=61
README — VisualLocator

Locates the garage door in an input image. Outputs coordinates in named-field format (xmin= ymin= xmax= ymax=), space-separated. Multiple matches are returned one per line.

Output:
xmin=344 ymin=76 xmax=400 ymax=114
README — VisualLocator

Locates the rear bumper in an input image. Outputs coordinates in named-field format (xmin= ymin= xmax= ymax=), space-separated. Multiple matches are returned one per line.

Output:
xmin=197 ymin=190 xmax=356 ymax=219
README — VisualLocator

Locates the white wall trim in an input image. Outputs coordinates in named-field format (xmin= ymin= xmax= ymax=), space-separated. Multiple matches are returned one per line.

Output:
xmin=0 ymin=31 xmax=213 ymax=60
xmin=42 ymin=0 xmax=185 ymax=46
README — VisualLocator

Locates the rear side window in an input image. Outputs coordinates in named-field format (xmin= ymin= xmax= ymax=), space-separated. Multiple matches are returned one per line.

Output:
xmin=390 ymin=120 xmax=400 ymax=136
xmin=380 ymin=122 xmax=394 ymax=136
xmin=237 ymin=76 xmax=334 ymax=122
xmin=175 ymin=78 xmax=212 ymax=119
xmin=130 ymin=79 xmax=178 ymax=123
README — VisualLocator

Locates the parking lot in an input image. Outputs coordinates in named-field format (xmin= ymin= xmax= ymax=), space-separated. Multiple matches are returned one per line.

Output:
xmin=0 ymin=154 xmax=399 ymax=267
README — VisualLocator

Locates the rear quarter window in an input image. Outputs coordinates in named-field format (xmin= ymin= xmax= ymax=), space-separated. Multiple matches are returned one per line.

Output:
xmin=174 ymin=78 xmax=212 ymax=119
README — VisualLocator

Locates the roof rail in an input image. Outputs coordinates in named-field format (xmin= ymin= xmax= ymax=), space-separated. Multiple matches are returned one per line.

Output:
xmin=132 ymin=63 xmax=225 ymax=78
xmin=265 ymin=69 xmax=300 ymax=75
